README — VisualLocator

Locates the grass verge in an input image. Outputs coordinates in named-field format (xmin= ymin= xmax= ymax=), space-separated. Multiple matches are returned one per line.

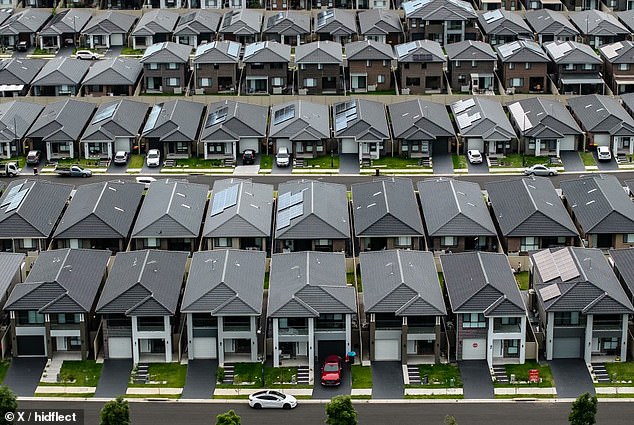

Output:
xmin=405 ymin=395 xmax=464 ymax=399
xmin=494 ymin=394 xmax=555 ymax=399
xmin=41 ymin=361 xmax=102 ymax=387
xmin=124 ymin=394 xmax=181 ymax=399
xmin=34 ymin=393 xmax=94 ymax=398
xmin=580 ymin=152 xmax=596 ymax=167
xmin=452 ymin=154 xmax=466 ymax=169
xmin=129 ymin=363 xmax=187 ymax=388
xmin=351 ymin=365 xmax=372 ymax=389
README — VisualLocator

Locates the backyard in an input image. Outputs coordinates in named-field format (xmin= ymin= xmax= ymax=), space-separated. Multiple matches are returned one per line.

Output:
xmin=515 ymin=271 xmax=529 ymax=290
xmin=129 ymin=363 xmax=188 ymax=388
xmin=415 ymin=364 xmax=462 ymax=388
xmin=351 ymin=365 xmax=373 ymax=389
xmin=498 ymin=362 xmax=554 ymax=388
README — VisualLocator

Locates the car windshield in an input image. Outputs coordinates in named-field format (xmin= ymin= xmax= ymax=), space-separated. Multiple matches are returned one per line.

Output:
xmin=278 ymin=152 xmax=289 ymax=158
xmin=324 ymin=363 xmax=339 ymax=372
xmin=471 ymin=152 xmax=481 ymax=157
xmin=148 ymin=153 xmax=159 ymax=159
xmin=27 ymin=152 xmax=37 ymax=158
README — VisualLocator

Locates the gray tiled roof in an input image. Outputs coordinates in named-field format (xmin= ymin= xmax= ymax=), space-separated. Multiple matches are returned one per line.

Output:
xmin=445 ymin=40 xmax=496 ymax=61
xmin=361 ymin=250 xmax=446 ymax=316
xmin=5 ymin=249 xmax=110 ymax=313
xmin=200 ymin=100 xmax=267 ymax=142
xmin=621 ymin=93 xmax=634 ymax=115
xmin=40 ymin=9 xmax=91 ymax=36
xmin=478 ymin=10 xmax=532 ymax=37
xmin=388 ymin=99 xmax=455 ymax=140
xmin=485 ymin=177 xmax=578 ymax=237
xmin=181 ymin=249 xmax=265 ymax=315
xmin=418 ymin=178 xmax=496 ymax=237
xmin=53 ymin=181 xmax=144 ymax=240
xmin=351 ymin=178 xmax=424 ymax=237
xmin=193 ymin=40 xmax=241 ymax=64
xmin=395 ymin=40 xmax=445 ymax=62
xmin=27 ymin=99 xmax=95 ymax=142
xmin=441 ymin=251 xmax=526 ymax=315
xmin=358 ymin=9 xmax=403 ymax=36
xmin=267 ymin=251 xmax=356 ymax=318
xmin=560 ymin=174 xmax=634 ymax=234
xmin=82 ymin=11 xmax=136 ymax=35
xmin=0 ymin=179 xmax=72 ymax=238
xmin=0 ymin=9 xmax=50 ymax=35
xmin=600 ymin=41 xmax=634 ymax=64
xmin=132 ymin=10 xmax=178 ymax=36
xmin=295 ymin=40 xmax=343 ymax=64
xmin=275 ymin=180 xmax=350 ymax=240
xmin=0 ymin=101 xmax=44 ymax=142
xmin=140 ymin=41 xmax=191 ymax=64
xmin=0 ymin=59 xmax=46 ymax=85
xmin=243 ymin=41 xmax=291 ymax=63
xmin=344 ymin=40 xmax=395 ymax=61
xmin=495 ymin=40 xmax=549 ymax=63
xmin=314 ymin=8 xmax=357 ymax=36
xmin=569 ymin=10 xmax=628 ymax=36
xmin=31 ymin=57 xmax=90 ymax=86
xmin=81 ymin=99 xmax=147 ymax=142
xmin=269 ymin=100 xmax=330 ymax=141
xmin=263 ymin=11 xmax=310 ymax=36
xmin=81 ymin=57 xmax=142 ymax=86
xmin=96 ymin=250 xmax=188 ymax=316
xmin=220 ymin=9 xmax=263 ymax=35
xmin=525 ymin=9 xmax=579 ymax=37
xmin=203 ymin=179 xmax=273 ymax=239
xmin=532 ymin=247 xmax=634 ymax=314
xmin=141 ymin=100 xmax=204 ymax=142
xmin=609 ymin=248 xmax=634 ymax=298
xmin=174 ymin=10 xmax=221 ymax=36
xmin=332 ymin=98 xmax=389 ymax=141
xmin=507 ymin=97 xmax=582 ymax=138
xmin=132 ymin=180 xmax=208 ymax=239
xmin=544 ymin=40 xmax=602 ymax=65
xmin=617 ymin=9 xmax=634 ymax=32
xmin=450 ymin=97 xmax=516 ymax=141
xmin=568 ymin=94 xmax=634 ymax=136
xmin=0 ymin=253 xmax=24 ymax=297
xmin=403 ymin=0 xmax=476 ymax=20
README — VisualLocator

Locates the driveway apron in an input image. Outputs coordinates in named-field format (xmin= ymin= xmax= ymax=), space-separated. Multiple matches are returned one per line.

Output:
xmin=182 ymin=359 xmax=217 ymax=399
xmin=594 ymin=152 xmax=619 ymax=171
xmin=433 ymin=153 xmax=454 ymax=174
xmin=560 ymin=151 xmax=585 ymax=172
xmin=549 ymin=359 xmax=595 ymax=398
xmin=312 ymin=363 xmax=352 ymax=400
xmin=467 ymin=160 xmax=489 ymax=174
xmin=371 ymin=361 xmax=403 ymax=399
xmin=94 ymin=359 xmax=133 ymax=398
xmin=3 ymin=358 xmax=47 ymax=396
xmin=339 ymin=154 xmax=360 ymax=174
xmin=459 ymin=360 xmax=494 ymax=399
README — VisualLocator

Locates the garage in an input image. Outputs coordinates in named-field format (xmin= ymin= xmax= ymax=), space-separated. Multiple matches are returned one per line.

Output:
xmin=114 ymin=137 xmax=131 ymax=153
xmin=467 ymin=139 xmax=484 ymax=152
xmin=341 ymin=138 xmax=359 ymax=154
xmin=317 ymin=340 xmax=346 ymax=361
xmin=593 ymin=134 xmax=610 ymax=147
xmin=375 ymin=339 xmax=400 ymax=361
xmin=192 ymin=337 xmax=217 ymax=359
xmin=239 ymin=138 xmax=259 ymax=154
xmin=275 ymin=138 xmax=292 ymax=153
xmin=108 ymin=337 xmax=132 ymax=359
xmin=553 ymin=337 xmax=582 ymax=359
xmin=16 ymin=335 xmax=45 ymax=356
xmin=110 ymin=34 xmax=124 ymax=46
xmin=462 ymin=338 xmax=486 ymax=360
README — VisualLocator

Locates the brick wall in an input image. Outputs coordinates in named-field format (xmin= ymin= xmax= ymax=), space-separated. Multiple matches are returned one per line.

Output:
xmin=501 ymin=62 xmax=548 ymax=94
xmin=245 ymin=63 xmax=289 ymax=94
xmin=297 ymin=63 xmax=343 ymax=94
xmin=456 ymin=314 xmax=488 ymax=360
xmin=194 ymin=63 xmax=238 ymax=94
xmin=449 ymin=60 xmax=495 ymax=92
xmin=348 ymin=59 xmax=393 ymax=92
xmin=143 ymin=63 xmax=188 ymax=95
xmin=400 ymin=62 xmax=444 ymax=94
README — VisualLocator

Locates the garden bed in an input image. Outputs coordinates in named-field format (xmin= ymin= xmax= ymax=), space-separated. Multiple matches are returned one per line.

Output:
xmin=409 ymin=364 xmax=462 ymax=388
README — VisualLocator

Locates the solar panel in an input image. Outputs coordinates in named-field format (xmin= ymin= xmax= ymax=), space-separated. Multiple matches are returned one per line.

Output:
xmin=143 ymin=105 xmax=162 ymax=133
xmin=483 ymin=9 xmax=504 ymax=24
xmin=92 ymin=102 xmax=118 ymax=124
xmin=288 ymin=203 xmax=303 ymax=220
xmin=335 ymin=114 xmax=348 ymax=132
xmin=552 ymin=248 xmax=580 ymax=282
xmin=456 ymin=113 xmax=471 ymax=129
xmin=335 ymin=101 xmax=356 ymax=115
xmin=532 ymin=249 xmax=559 ymax=282
xmin=206 ymin=107 xmax=228 ymax=128
xmin=453 ymin=98 xmax=476 ymax=114
xmin=276 ymin=209 xmax=291 ymax=230
xmin=210 ymin=190 xmax=227 ymax=216
xmin=289 ymin=192 xmax=303 ymax=208
xmin=224 ymin=184 xmax=239 ymax=209
xmin=277 ymin=191 xmax=292 ymax=210
xmin=143 ymin=42 xmax=165 ymax=58
xmin=317 ymin=9 xmax=334 ymax=28
xmin=539 ymin=283 xmax=561 ymax=301
xmin=0 ymin=183 xmax=22 ymax=208
xmin=227 ymin=42 xmax=240 ymax=58
xmin=244 ymin=42 xmax=265 ymax=59
xmin=273 ymin=104 xmax=295 ymax=125
xmin=4 ymin=186 xmax=29 ymax=213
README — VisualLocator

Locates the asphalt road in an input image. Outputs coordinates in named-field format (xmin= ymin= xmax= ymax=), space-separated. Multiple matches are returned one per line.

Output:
xmin=16 ymin=399 xmax=634 ymax=425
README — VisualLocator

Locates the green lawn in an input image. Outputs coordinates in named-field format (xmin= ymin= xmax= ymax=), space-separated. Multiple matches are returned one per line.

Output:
xmin=416 ymin=364 xmax=462 ymax=388
xmin=55 ymin=361 xmax=102 ymax=387
xmin=264 ymin=367 xmax=298 ymax=386
xmin=580 ymin=152 xmax=596 ymax=166
xmin=168 ymin=157 xmax=224 ymax=168
xmin=0 ymin=360 xmax=9 ymax=384
xmin=437 ymin=272 xmax=444 ymax=290
xmin=264 ymin=272 xmax=269 ymax=289
xmin=496 ymin=154 xmax=550 ymax=168
xmin=121 ymin=47 xmax=144 ymax=55
xmin=602 ymin=362 xmax=634 ymax=385
xmin=497 ymin=362 xmax=553 ymax=388
xmin=351 ymin=365 xmax=373 ymax=389
xmin=57 ymin=158 xmax=103 ymax=167
xmin=32 ymin=48 xmax=53 ymax=55
xmin=347 ymin=272 xmax=361 ymax=292
xmin=233 ymin=363 xmax=262 ymax=386
xmin=370 ymin=156 xmax=428 ymax=169
xmin=304 ymin=156 xmax=340 ymax=169
xmin=128 ymin=154 xmax=144 ymax=168
xmin=515 ymin=271 xmax=530 ymax=290
xmin=129 ymin=363 xmax=188 ymax=388
xmin=452 ymin=154 xmax=467 ymax=169
xmin=260 ymin=154 xmax=273 ymax=169
xmin=225 ymin=363 xmax=306 ymax=387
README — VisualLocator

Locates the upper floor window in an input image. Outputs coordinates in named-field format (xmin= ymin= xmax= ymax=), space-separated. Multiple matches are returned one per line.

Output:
xmin=462 ymin=313 xmax=486 ymax=328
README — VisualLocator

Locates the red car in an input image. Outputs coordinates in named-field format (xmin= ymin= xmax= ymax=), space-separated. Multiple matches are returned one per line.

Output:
xmin=320 ymin=355 xmax=343 ymax=386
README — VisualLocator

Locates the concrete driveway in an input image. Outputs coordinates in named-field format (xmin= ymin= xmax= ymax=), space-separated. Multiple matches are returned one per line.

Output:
xmin=549 ymin=359 xmax=595 ymax=398
xmin=459 ymin=360 xmax=494 ymax=399
xmin=371 ymin=361 xmax=403 ymax=399
xmin=103 ymin=47 xmax=123 ymax=58
xmin=182 ymin=360 xmax=217 ymax=399
xmin=467 ymin=158 xmax=489 ymax=174
xmin=339 ymin=154 xmax=360 ymax=174
xmin=312 ymin=362 xmax=352 ymax=400
xmin=433 ymin=153 xmax=454 ymax=174
xmin=594 ymin=152 xmax=619 ymax=171
xmin=271 ymin=163 xmax=293 ymax=174
xmin=94 ymin=359 xmax=133 ymax=398
xmin=3 ymin=358 xmax=47 ymax=396
xmin=560 ymin=151 xmax=585 ymax=172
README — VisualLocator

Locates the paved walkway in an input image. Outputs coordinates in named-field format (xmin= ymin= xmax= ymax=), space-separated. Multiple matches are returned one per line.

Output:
xmin=339 ymin=154 xmax=360 ymax=174
xmin=94 ymin=359 xmax=133 ymax=398
xmin=3 ymin=358 xmax=47 ymax=396
xmin=433 ymin=153 xmax=454 ymax=174
xmin=560 ymin=151 xmax=585 ymax=172
xmin=182 ymin=360 xmax=217 ymax=399
xmin=371 ymin=361 xmax=403 ymax=399
xmin=550 ymin=359 xmax=595 ymax=398
xmin=459 ymin=361 xmax=494 ymax=399
xmin=312 ymin=363 xmax=352 ymax=400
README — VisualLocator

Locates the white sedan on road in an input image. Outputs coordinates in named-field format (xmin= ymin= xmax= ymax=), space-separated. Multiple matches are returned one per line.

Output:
xmin=523 ymin=164 xmax=558 ymax=176
xmin=248 ymin=390 xmax=297 ymax=409
xmin=75 ymin=50 xmax=102 ymax=60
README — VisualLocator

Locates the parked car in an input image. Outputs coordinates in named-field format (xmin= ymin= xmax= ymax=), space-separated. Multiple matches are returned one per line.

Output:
xmin=597 ymin=146 xmax=612 ymax=162
xmin=0 ymin=162 xmax=20 ymax=177
xmin=243 ymin=149 xmax=256 ymax=165
xmin=248 ymin=390 xmax=297 ymax=409
xmin=146 ymin=149 xmax=161 ymax=168
xmin=467 ymin=150 xmax=483 ymax=164
xmin=55 ymin=164 xmax=92 ymax=177
xmin=524 ymin=164 xmax=558 ymax=177
xmin=320 ymin=355 xmax=343 ymax=386
xmin=75 ymin=50 xmax=101 ymax=60
xmin=114 ymin=151 xmax=128 ymax=165
xmin=16 ymin=41 xmax=28 ymax=52
xmin=26 ymin=150 xmax=41 ymax=165
xmin=276 ymin=147 xmax=290 ymax=167
xmin=135 ymin=176 xmax=157 ymax=189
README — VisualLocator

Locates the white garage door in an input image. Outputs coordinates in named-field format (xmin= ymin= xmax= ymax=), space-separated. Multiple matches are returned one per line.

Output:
xmin=375 ymin=339 xmax=400 ymax=361
xmin=192 ymin=337 xmax=217 ymax=359
xmin=553 ymin=337 xmax=581 ymax=359
xmin=114 ymin=138 xmax=131 ymax=153
xmin=593 ymin=134 xmax=610 ymax=147
xmin=240 ymin=138 xmax=259 ymax=153
xmin=108 ymin=337 xmax=132 ymax=359
xmin=462 ymin=338 xmax=486 ymax=360
xmin=341 ymin=138 xmax=359 ymax=154
xmin=276 ymin=138 xmax=292 ymax=152
xmin=110 ymin=34 xmax=124 ymax=46
xmin=467 ymin=139 xmax=484 ymax=152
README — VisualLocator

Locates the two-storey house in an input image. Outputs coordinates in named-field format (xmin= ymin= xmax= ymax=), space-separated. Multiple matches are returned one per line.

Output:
xmin=140 ymin=42 xmax=191 ymax=95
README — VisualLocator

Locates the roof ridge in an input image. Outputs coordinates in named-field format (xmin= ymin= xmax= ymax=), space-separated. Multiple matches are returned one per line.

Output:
xmin=53 ymin=249 xmax=72 ymax=286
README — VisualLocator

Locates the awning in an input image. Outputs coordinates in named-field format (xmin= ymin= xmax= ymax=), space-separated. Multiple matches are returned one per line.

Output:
xmin=540 ymin=0 xmax=561 ymax=4
xmin=0 ymin=84 xmax=23 ymax=92
xmin=560 ymin=76 xmax=604 ymax=85
xmin=615 ymin=79 xmax=634 ymax=86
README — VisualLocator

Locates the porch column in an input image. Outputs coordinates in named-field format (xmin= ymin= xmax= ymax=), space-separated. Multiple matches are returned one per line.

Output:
xmin=131 ymin=316 xmax=139 ymax=365
xmin=546 ymin=312 xmax=554 ymax=361
xmin=69 ymin=143 xmax=74 ymax=159
xmin=44 ymin=314 xmax=52 ymax=359
xmin=56 ymin=36 xmax=60 ymax=49
xmin=250 ymin=316 xmax=257 ymax=362
xmin=535 ymin=139 xmax=541 ymax=156
xmin=187 ymin=313 xmax=194 ymax=360
xmin=486 ymin=316 xmax=494 ymax=368
xmin=556 ymin=140 xmax=560 ymax=158
xmin=584 ymin=314 xmax=593 ymax=364
xmin=401 ymin=316 xmax=408 ymax=365
xmin=308 ymin=317 xmax=315 ymax=385
xmin=272 ymin=318 xmax=280 ymax=367
xmin=89 ymin=35 xmax=94 ymax=49
xmin=218 ymin=316 xmax=225 ymax=367
xmin=164 ymin=315 xmax=172 ymax=363
xmin=232 ymin=141 xmax=237 ymax=162
xmin=613 ymin=137 xmax=618 ymax=157
xmin=434 ymin=316 xmax=441 ymax=364
xmin=46 ymin=142 xmax=52 ymax=161
xmin=519 ymin=316 xmax=527 ymax=364
xmin=621 ymin=313 xmax=628 ymax=361
xmin=461 ymin=21 xmax=465 ymax=42
xmin=369 ymin=313 xmax=376 ymax=362
xmin=345 ymin=314 xmax=352 ymax=356
xmin=80 ymin=313 xmax=88 ymax=361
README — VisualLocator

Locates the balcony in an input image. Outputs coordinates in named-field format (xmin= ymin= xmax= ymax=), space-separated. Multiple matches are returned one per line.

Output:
xmin=316 ymin=323 xmax=345 ymax=332
xmin=50 ymin=322 xmax=81 ymax=330
xmin=137 ymin=324 xmax=165 ymax=332
xmin=408 ymin=326 xmax=435 ymax=335
xmin=278 ymin=327 xmax=308 ymax=336
xmin=593 ymin=320 xmax=623 ymax=331
xmin=107 ymin=326 xmax=132 ymax=337
xmin=223 ymin=324 xmax=251 ymax=332
xmin=493 ymin=323 xmax=521 ymax=333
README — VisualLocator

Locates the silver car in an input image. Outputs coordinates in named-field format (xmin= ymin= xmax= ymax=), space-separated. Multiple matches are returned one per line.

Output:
xmin=524 ymin=164 xmax=558 ymax=176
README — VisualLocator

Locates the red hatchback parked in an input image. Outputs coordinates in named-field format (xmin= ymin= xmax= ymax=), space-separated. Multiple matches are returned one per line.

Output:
xmin=320 ymin=355 xmax=343 ymax=386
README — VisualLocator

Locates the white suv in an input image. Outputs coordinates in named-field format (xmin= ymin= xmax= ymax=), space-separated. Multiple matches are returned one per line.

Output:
xmin=146 ymin=149 xmax=161 ymax=167
xmin=597 ymin=146 xmax=612 ymax=162
xmin=75 ymin=50 xmax=101 ymax=60
xmin=276 ymin=147 xmax=290 ymax=167
xmin=467 ymin=149 xmax=483 ymax=164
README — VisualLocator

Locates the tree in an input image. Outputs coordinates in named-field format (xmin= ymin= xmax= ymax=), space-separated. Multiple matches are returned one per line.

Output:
xmin=0 ymin=386 xmax=17 ymax=425
xmin=444 ymin=415 xmax=458 ymax=425
xmin=216 ymin=410 xmax=240 ymax=425
xmin=569 ymin=392 xmax=598 ymax=425
xmin=100 ymin=396 xmax=130 ymax=425
xmin=325 ymin=395 xmax=357 ymax=425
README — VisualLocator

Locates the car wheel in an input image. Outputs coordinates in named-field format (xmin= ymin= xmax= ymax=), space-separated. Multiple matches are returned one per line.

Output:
xmin=548 ymin=172 xmax=554 ymax=176
xmin=283 ymin=403 xmax=291 ymax=410
xmin=253 ymin=403 xmax=262 ymax=409
xmin=82 ymin=173 xmax=88 ymax=178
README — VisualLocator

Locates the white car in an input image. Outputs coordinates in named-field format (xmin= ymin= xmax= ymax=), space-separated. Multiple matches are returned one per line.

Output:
xmin=597 ymin=146 xmax=612 ymax=161
xmin=75 ymin=50 xmax=101 ymax=60
xmin=135 ymin=176 xmax=157 ymax=189
xmin=248 ymin=390 xmax=297 ymax=409
xmin=113 ymin=151 xmax=128 ymax=165
xmin=276 ymin=147 xmax=290 ymax=167
xmin=524 ymin=164 xmax=558 ymax=176
xmin=467 ymin=149 xmax=483 ymax=164
xmin=146 ymin=149 xmax=161 ymax=167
